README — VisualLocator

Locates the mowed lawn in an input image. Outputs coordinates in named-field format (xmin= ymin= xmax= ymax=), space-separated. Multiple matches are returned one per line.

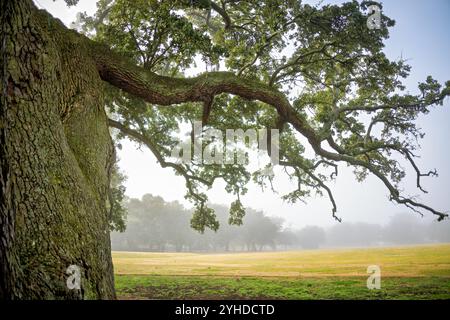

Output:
xmin=113 ymin=244 xmax=450 ymax=300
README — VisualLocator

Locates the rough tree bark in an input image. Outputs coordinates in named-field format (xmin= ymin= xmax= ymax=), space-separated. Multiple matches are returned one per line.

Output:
xmin=1 ymin=0 xmax=447 ymax=300
xmin=1 ymin=0 xmax=115 ymax=299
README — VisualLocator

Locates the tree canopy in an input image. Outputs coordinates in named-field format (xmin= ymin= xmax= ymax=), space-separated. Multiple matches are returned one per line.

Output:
xmin=67 ymin=0 xmax=448 ymax=232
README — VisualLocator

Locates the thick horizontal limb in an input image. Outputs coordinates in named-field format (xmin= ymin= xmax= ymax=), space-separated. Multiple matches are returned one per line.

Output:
xmin=86 ymin=36 xmax=447 ymax=221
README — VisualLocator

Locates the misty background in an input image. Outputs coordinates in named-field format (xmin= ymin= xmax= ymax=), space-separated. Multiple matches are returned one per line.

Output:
xmin=35 ymin=0 xmax=450 ymax=238
xmin=111 ymin=194 xmax=450 ymax=252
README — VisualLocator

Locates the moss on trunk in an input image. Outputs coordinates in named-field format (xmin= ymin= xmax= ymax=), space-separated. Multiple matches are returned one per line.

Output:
xmin=0 ymin=0 xmax=115 ymax=299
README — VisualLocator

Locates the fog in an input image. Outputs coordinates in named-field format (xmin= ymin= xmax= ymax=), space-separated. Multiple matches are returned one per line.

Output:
xmin=111 ymin=194 xmax=450 ymax=252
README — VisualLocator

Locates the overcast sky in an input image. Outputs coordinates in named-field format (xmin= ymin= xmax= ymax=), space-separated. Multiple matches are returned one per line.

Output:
xmin=35 ymin=0 xmax=450 ymax=228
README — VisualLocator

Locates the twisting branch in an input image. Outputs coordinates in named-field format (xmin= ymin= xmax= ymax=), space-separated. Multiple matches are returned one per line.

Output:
xmin=86 ymin=37 xmax=448 ymax=221
xmin=338 ymin=140 xmax=439 ymax=195
xmin=339 ymin=97 xmax=446 ymax=114
xmin=269 ymin=42 xmax=338 ymax=86
xmin=188 ymin=0 xmax=231 ymax=31
xmin=311 ymin=160 xmax=338 ymax=179
xmin=202 ymin=95 xmax=214 ymax=125
xmin=401 ymin=149 xmax=438 ymax=194
xmin=209 ymin=1 xmax=232 ymax=29
xmin=314 ymin=142 xmax=448 ymax=221
xmin=280 ymin=160 xmax=341 ymax=222
xmin=108 ymin=118 xmax=220 ymax=204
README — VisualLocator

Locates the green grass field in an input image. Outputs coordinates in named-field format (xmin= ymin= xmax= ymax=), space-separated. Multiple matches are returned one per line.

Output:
xmin=113 ymin=244 xmax=450 ymax=300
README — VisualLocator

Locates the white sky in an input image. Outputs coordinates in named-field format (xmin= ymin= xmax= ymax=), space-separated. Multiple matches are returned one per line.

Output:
xmin=34 ymin=0 xmax=450 ymax=228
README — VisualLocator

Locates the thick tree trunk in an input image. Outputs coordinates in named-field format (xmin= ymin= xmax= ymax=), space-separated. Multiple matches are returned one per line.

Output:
xmin=1 ymin=0 xmax=116 ymax=299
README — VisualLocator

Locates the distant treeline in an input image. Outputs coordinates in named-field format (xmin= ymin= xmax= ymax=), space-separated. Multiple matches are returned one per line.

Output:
xmin=111 ymin=194 xmax=450 ymax=252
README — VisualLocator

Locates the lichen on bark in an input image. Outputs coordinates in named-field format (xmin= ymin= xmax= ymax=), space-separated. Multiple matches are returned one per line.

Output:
xmin=1 ymin=0 xmax=115 ymax=299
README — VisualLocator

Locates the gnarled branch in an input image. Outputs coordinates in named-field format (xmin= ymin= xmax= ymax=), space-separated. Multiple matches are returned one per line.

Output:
xmin=87 ymin=38 xmax=448 ymax=221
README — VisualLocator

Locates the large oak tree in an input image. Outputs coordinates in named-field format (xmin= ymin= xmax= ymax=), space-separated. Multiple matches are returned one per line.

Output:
xmin=1 ymin=0 xmax=448 ymax=299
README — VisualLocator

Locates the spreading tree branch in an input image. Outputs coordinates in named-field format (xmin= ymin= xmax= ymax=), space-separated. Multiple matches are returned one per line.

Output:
xmin=86 ymin=36 xmax=448 ymax=221
xmin=108 ymin=118 xmax=217 ymax=204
